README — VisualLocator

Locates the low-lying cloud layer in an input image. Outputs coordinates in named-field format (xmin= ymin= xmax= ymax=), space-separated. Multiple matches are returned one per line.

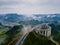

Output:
xmin=0 ymin=0 xmax=60 ymax=14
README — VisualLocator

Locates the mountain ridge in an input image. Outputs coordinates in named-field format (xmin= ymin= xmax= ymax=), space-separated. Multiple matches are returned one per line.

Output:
xmin=0 ymin=13 xmax=60 ymax=24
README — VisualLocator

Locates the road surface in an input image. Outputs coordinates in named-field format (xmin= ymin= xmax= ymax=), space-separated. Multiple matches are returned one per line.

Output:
xmin=16 ymin=34 xmax=27 ymax=45
xmin=50 ymin=37 xmax=59 ymax=45
xmin=16 ymin=24 xmax=41 ymax=45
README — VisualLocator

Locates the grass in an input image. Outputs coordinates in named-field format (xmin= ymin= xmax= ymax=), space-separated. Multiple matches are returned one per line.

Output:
xmin=0 ymin=28 xmax=8 ymax=45
xmin=0 ymin=28 xmax=8 ymax=38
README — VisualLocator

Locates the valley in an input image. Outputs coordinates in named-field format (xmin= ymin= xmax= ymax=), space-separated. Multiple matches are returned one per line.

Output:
xmin=0 ymin=13 xmax=60 ymax=45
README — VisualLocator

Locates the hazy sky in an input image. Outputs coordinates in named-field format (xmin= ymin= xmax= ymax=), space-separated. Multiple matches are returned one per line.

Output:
xmin=0 ymin=0 xmax=60 ymax=14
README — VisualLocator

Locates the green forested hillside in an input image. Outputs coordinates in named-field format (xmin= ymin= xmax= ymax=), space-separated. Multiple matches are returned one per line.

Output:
xmin=23 ymin=31 xmax=56 ymax=45
xmin=1 ymin=25 xmax=23 ymax=45
xmin=53 ymin=31 xmax=60 ymax=44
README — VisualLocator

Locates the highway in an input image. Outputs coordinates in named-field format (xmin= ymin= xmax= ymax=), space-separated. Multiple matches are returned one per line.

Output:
xmin=16 ymin=24 xmax=59 ymax=45
xmin=16 ymin=24 xmax=41 ymax=45
xmin=50 ymin=37 xmax=59 ymax=45
xmin=16 ymin=34 xmax=27 ymax=45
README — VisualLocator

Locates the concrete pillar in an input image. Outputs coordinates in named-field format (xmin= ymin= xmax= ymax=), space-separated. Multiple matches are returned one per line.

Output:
xmin=45 ymin=31 xmax=47 ymax=36
xmin=42 ymin=31 xmax=44 ymax=35
xmin=43 ymin=30 xmax=45 ymax=36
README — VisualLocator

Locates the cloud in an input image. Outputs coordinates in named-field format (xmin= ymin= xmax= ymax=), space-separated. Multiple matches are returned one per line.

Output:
xmin=0 ymin=0 xmax=21 ymax=6
xmin=0 ymin=0 xmax=60 ymax=14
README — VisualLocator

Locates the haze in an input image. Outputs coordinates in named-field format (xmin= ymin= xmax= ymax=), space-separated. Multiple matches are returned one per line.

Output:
xmin=0 ymin=0 xmax=60 ymax=15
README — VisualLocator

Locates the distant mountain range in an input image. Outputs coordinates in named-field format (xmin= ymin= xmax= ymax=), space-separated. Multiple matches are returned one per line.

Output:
xmin=0 ymin=13 xmax=60 ymax=25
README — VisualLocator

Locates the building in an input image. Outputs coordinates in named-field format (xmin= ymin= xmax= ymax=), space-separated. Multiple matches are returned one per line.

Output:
xmin=35 ymin=23 xmax=51 ymax=38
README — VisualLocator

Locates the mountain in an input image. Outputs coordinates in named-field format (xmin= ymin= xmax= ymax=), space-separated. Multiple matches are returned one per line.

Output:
xmin=0 ymin=13 xmax=60 ymax=25
xmin=3 ymin=13 xmax=25 ymax=23
xmin=33 ymin=14 xmax=60 ymax=21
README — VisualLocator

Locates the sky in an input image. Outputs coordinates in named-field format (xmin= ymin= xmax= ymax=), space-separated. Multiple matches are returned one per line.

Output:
xmin=0 ymin=0 xmax=60 ymax=14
